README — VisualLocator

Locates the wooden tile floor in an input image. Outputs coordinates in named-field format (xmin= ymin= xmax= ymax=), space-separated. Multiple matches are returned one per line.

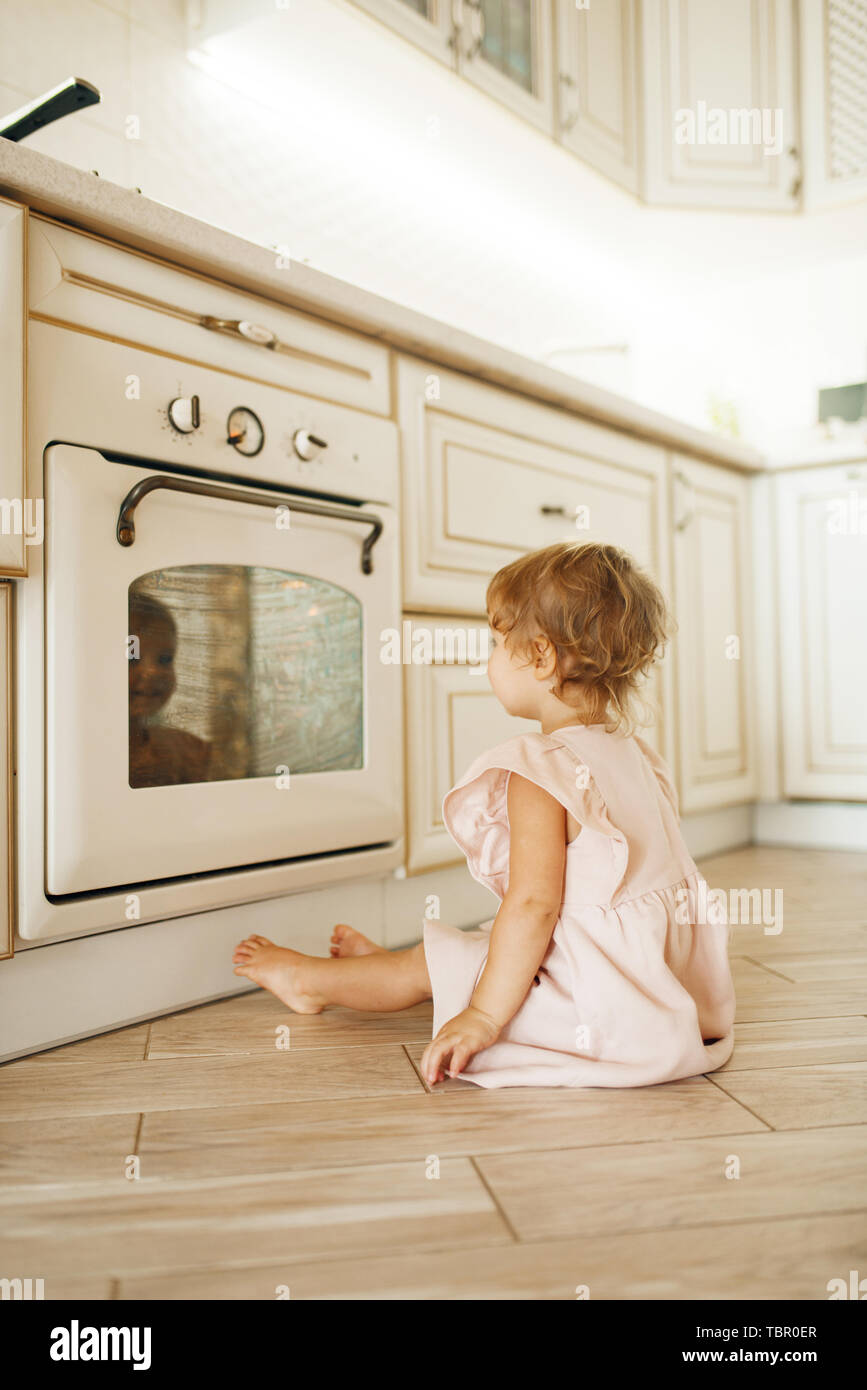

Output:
xmin=1 ymin=847 xmax=865 ymax=1300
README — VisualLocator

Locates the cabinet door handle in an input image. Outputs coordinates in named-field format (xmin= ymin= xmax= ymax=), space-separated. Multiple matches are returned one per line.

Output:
xmin=559 ymin=72 xmax=580 ymax=133
xmin=116 ymin=473 xmax=384 ymax=574
xmin=462 ymin=0 xmax=485 ymax=59
xmin=674 ymin=470 xmax=695 ymax=531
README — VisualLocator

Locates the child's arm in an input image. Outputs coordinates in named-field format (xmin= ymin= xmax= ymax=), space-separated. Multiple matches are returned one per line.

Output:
xmin=471 ymin=773 xmax=566 ymax=1024
xmin=421 ymin=773 xmax=565 ymax=1084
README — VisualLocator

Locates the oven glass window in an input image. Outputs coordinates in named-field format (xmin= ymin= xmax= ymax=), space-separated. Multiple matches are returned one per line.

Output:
xmin=128 ymin=566 xmax=364 ymax=788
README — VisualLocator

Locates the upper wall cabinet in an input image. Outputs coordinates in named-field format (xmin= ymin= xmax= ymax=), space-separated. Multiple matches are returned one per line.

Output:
xmin=355 ymin=0 xmax=556 ymax=130
xmin=353 ymin=0 xmax=454 ymax=65
xmin=799 ymin=0 xmax=867 ymax=209
xmin=353 ymin=0 xmax=864 ymax=213
xmin=556 ymin=0 xmax=640 ymax=194
xmin=671 ymin=454 xmax=756 ymax=812
xmin=776 ymin=462 xmax=867 ymax=800
xmin=641 ymin=0 xmax=799 ymax=210
xmin=458 ymin=1 xmax=555 ymax=133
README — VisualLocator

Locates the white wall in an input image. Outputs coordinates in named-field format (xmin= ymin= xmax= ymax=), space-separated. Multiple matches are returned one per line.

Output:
xmin=1 ymin=0 xmax=865 ymax=456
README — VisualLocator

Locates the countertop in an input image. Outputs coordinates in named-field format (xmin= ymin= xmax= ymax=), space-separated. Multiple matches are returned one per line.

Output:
xmin=0 ymin=140 xmax=764 ymax=472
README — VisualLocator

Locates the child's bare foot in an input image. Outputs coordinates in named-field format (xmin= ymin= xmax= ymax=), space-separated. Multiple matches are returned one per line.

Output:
xmin=232 ymin=935 xmax=326 ymax=1013
xmin=329 ymin=923 xmax=385 ymax=958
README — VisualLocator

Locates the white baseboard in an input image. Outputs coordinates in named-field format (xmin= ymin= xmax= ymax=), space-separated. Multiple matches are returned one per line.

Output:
xmin=0 ymin=876 xmax=389 ymax=1061
xmin=753 ymin=800 xmax=867 ymax=852
xmin=681 ymin=804 xmax=754 ymax=860
xmin=383 ymin=862 xmax=496 ymax=947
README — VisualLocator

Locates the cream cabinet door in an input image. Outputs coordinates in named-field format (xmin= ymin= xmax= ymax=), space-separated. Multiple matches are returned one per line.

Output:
xmin=0 ymin=198 xmax=27 ymax=577
xmin=351 ymin=0 xmax=455 ymax=65
xmin=0 ymin=585 xmax=12 ymax=959
xmin=672 ymin=455 xmax=756 ymax=812
xmin=397 ymin=356 xmax=669 ymax=615
xmin=556 ymin=0 xmax=640 ymax=193
xmin=403 ymin=615 xmax=536 ymax=872
xmin=799 ymin=0 xmax=867 ymax=210
xmin=457 ymin=0 xmax=555 ymax=133
xmin=641 ymin=0 xmax=799 ymax=210
xmin=776 ymin=462 xmax=867 ymax=800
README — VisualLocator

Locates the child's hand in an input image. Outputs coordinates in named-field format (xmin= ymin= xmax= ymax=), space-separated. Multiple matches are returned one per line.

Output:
xmin=421 ymin=1006 xmax=501 ymax=1086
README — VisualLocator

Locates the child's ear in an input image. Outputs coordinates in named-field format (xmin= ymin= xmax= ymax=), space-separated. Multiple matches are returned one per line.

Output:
xmin=532 ymin=635 xmax=557 ymax=678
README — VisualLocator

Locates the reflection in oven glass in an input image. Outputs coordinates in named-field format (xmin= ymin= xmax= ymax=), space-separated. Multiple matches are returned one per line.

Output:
xmin=129 ymin=565 xmax=364 ymax=788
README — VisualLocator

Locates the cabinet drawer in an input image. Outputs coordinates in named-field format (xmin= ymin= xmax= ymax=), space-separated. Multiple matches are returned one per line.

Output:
xmin=397 ymin=356 xmax=668 ymax=612
xmin=403 ymin=615 xmax=535 ymax=874
xmin=28 ymin=219 xmax=391 ymax=416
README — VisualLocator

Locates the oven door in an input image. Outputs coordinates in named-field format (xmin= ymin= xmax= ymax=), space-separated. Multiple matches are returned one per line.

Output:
xmin=44 ymin=445 xmax=402 ymax=895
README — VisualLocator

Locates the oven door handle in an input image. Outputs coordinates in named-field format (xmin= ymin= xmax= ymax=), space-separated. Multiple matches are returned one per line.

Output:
xmin=116 ymin=474 xmax=384 ymax=574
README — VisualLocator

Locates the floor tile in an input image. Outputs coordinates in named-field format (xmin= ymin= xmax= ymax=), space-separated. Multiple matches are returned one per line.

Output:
xmin=475 ymin=1126 xmax=867 ymax=1240
xmin=0 ymin=1045 xmax=423 ymax=1120
xmin=117 ymin=1210 xmax=867 ymax=1301
xmin=1 ymin=1158 xmax=511 ymax=1278
xmin=711 ymin=1062 xmax=867 ymax=1129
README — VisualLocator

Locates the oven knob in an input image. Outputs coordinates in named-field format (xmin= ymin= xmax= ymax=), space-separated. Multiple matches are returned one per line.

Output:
xmin=167 ymin=395 xmax=200 ymax=433
xmin=292 ymin=429 xmax=327 ymax=461
xmin=227 ymin=406 xmax=265 ymax=456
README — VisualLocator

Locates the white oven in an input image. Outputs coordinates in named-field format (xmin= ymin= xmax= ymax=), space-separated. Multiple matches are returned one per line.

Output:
xmin=19 ymin=318 xmax=404 ymax=942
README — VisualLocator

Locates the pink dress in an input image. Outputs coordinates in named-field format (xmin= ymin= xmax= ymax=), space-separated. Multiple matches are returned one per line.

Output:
xmin=423 ymin=725 xmax=735 ymax=1088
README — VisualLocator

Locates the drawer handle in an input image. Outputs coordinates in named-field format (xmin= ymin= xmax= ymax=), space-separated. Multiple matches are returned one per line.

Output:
xmin=116 ymin=473 xmax=384 ymax=574
xmin=200 ymin=316 xmax=279 ymax=348
xmin=540 ymin=505 xmax=568 ymax=516
xmin=198 ymin=314 xmax=371 ymax=381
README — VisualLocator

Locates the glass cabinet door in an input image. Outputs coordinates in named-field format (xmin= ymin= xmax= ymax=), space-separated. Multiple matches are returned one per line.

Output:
xmin=459 ymin=0 xmax=554 ymax=132
xmin=353 ymin=0 xmax=454 ymax=65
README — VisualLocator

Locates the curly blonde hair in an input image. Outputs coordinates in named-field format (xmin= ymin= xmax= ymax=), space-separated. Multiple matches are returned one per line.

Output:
xmin=486 ymin=541 xmax=673 ymax=733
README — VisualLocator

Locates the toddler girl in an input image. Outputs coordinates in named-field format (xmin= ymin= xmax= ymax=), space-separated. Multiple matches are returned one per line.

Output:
xmin=233 ymin=541 xmax=735 ymax=1088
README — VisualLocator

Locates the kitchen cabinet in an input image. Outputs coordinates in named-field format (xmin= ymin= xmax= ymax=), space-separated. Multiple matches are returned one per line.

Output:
xmin=798 ymin=0 xmax=867 ymax=209
xmin=776 ymin=461 xmax=867 ymax=800
xmin=396 ymin=355 xmax=669 ymax=614
xmin=352 ymin=0 xmax=455 ymax=65
xmin=0 ymin=584 xmax=12 ymax=960
xmin=398 ymin=355 xmax=677 ymax=869
xmin=671 ymin=454 xmax=756 ymax=812
xmin=458 ymin=0 xmax=555 ymax=133
xmin=352 ymin=0 xmax=867 ymax=215
xmin=403 ymin=614 xmax=536 ymax=871
xmin=0 ymin=197 xmax=27 ymax=577
xmin=641 ymin=0 xmax=799 ymax=210
xmin=556 ymin=0 xmax=640 ymax=194
xmin=353 ymin=0 xmax=864 ymax=214
xmin=354 ymin=0 xmax=555 ymax=130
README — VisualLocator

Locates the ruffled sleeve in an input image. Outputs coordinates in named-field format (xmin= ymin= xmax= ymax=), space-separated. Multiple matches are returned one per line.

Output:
xmin=634 ymin=736 xmax=680 ymax=818
xmin=441 ymin=731 xmax=628 ymax=902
